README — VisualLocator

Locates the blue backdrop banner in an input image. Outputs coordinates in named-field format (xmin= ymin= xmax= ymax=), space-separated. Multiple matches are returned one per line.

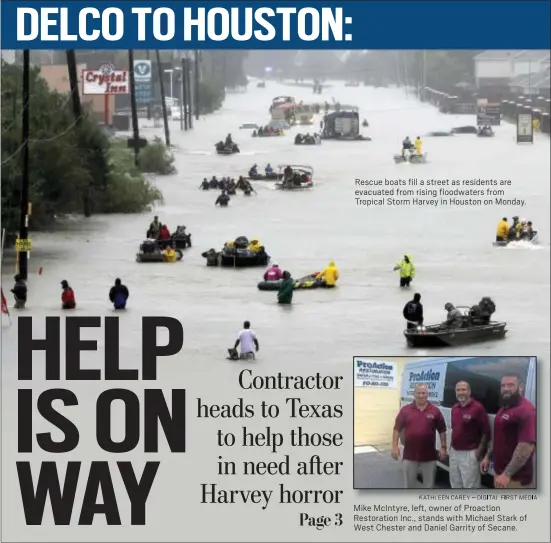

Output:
xmin=1 ymin=0 xmax=550 ymax=50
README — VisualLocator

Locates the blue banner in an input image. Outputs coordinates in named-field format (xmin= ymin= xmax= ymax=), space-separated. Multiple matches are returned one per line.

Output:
xmin=135 ymin=82 xmax=152 ymax=104
xmin=1 ymin=0 xmax=550 ymax=49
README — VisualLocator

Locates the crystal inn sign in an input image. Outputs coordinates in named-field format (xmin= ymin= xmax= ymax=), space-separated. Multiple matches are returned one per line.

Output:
xmin=82 ymin=63 xmax=129 ymax=95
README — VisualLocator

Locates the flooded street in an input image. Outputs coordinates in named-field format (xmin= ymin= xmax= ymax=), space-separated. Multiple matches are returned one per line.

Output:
xmin=2 ymin=82 xmax=550 ymax=540
xmin=3 ymin=82 xmax=549 ymax=359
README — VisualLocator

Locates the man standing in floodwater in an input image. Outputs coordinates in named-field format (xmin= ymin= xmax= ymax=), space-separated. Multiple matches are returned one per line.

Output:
xmin=449 ymin=381 xmax=490 ymax=489
xmin=392 ymin=384 xmax=447 ymax=488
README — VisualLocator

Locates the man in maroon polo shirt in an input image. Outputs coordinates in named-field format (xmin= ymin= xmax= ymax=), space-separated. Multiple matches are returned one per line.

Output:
xmin=481 ymin=373 xmax=536 ymax=488
xmin=392 ymin=384 xmax=447 ymax=488
xmin=449 ymin=381 xmax=491 ymax=488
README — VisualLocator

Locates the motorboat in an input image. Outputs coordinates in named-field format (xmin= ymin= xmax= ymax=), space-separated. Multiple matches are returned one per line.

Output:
xmin=426 ymin=131 xmax=453 ymax=137
xmin=239 ymin=122 xmax=259 ymax=130
xmin=393 ymin=153 xmax=428 ymax=164
xmin=246 ymin=171 xmax=283 ymax=181
xmin=477 ymin=128 xmax=495 ymax=137
xmin=136 ymin=240 xmax=183 ymax=263
xmin=404 ymin=319 xmax=507 ymax=348
xmin=275 ymin=164 xmax=314 ymax=190
xmin=215 ymin=142 xmax=240 ymax=155
xmin=202 ymin=237 xmax=270 ymax=268
xmin=295 ymin=134 xmax=321 ymax=145
xmin=493 ymin=232 xmax=539 ymax=247
xmin=451 ymin=126 xmax=478 ymax=134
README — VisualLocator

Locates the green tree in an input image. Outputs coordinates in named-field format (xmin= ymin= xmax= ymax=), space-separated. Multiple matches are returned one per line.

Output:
xmin=1 ymin=60 xmax=163 ymax=239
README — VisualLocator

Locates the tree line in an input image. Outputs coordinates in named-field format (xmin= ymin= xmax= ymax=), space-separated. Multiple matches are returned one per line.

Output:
xmin=1 ymin=51 xmax=249 ymax=242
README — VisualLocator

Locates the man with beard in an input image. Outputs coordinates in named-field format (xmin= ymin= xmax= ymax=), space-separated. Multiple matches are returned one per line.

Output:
xmin=449 ymin=381 xmax=491 ymax=488
xmin=480 ymin=373 xmax=536 ymax=488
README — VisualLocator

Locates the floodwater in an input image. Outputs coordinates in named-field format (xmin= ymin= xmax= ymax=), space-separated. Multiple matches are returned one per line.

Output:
xmin=3 ymin=82 xmax=549 ymax=359
xmin=1 ymin=82 xmax=550 ymax=541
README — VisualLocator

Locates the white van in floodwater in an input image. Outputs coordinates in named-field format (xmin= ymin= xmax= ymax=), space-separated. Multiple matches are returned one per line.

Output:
xmin=400 ymin=356 xmax=537 ymax=485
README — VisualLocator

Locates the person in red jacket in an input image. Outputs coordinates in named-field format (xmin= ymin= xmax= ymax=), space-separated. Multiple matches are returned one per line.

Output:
xmin=61 ymin=280 xmax=76 ymax=309
xmin=159 ymin=224 xmax=171 ymax=240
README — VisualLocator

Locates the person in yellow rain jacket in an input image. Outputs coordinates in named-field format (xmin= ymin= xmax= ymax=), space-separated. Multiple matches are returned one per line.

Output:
xmin=414 ymin=136 xmax=423 ymax=156
xmin=496 ymin=217 xmax=509 ymax=242
xmin=225 ymin=240 xmax=235 ymax=249
xmin=248 ymin=238 xmax=262 ymax=253
xmin=317 ymin=261 xmax=340 ymax=288
xmin=516 ymin=218 xmax=527 ymax=239
xmin=163 ymin=245 xmax=177 ymax=262
xmin=532 ymin=118 xmax=540 ymax=132
xmin=394 ymin=255 xmax=415 ymax=287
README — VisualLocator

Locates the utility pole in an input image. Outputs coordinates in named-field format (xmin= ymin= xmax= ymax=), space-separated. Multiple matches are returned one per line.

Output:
xmin=194 ymin=50 xmax=200 ymax=120
xmin=18 ymin=50 xmax=30 ymax=280
xmin=179 ymin=64 xmax=184 ymax=131
xmin=128 ymin=50 xmax=141 ymax=167
xmin=155 ymin=50 xmax=171 ymax=146
xmin=146 ymin=49 xmax=151 ymax=120
xmin=182 ymin=57 xmax=189 ymax=130
xmin=186 ymin=56 xmax=193 ymax=129
xmin=66 ymin=50 xmax=83 ymax=123
xmin=66 ymin=50 xmax=90 ymax=216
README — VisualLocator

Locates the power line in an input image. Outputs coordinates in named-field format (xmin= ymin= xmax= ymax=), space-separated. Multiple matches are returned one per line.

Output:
xmin=1 ymin=85 xmax=79 ymax=137
xmin=1 ymin=114 xmax=84 ymax=166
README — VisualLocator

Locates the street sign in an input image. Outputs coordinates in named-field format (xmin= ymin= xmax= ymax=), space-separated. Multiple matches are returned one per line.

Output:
xmin=517 ymin=113 xmax=534 ymax=143
xmin=16 ymin=238 xmax=32 ymax=251
xmin=82 ymin=63 xmax=129 ymax=95
xmin=134 ymin=60 xmax=152 ymax=82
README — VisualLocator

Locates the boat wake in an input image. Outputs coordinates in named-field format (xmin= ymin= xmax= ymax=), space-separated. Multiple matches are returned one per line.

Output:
xmin=504 ymin=241 xmax=544 ymax=250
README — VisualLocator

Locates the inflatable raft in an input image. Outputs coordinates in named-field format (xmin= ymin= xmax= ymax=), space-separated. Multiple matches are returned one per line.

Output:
xmin=136 ymin=249 xmax=183 ymax=263
xmin=258 ymin=273 xmax=327 ymax=291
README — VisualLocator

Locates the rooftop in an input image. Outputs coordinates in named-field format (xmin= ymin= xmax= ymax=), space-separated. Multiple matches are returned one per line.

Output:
xmin=514 ymin=50 xmax=550 ymax=62
xmin=475 ymin=50 xmax=550 ymax=62
xmin=474 ymin=50 xmax=523 ymax=61
xmin=509 ymin=67 xmax=550 ymax=90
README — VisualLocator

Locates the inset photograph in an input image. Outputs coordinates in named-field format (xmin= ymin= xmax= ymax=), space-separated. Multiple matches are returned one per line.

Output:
xmin=353 ymin=356 xmax=536 ymax=489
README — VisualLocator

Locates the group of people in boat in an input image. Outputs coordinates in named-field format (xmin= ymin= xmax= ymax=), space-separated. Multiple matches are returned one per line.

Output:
xmin=248 ymin=163 xmax=275 ymax=177
xmin=443 ymin=297 xmax=496 ymax=328
xmin=215 ymin=134 xmax=240 ymax=153
xmin=253 ymin=126 xmax=284 ymax=137
xmin=282 ymin=165 xmax=312 ymax=187
xmin=401 ymin=136 xmax=423 ymax=158
xmin=224 ymin=236 xmax=265 ymax=255
xmin=261 ymin=261 xmax=340 ymax=304
xmin=200 ymin=176 xmax=254 ymax=196
xmin=477 ymin=125 xmax=494 ymax=136
xmin=141 ymin=216 xmax=185 ymax=261
xmin=496 ymin=216 xmax=536 ymax=242
xmin=295 ymin=133 xmax=321 ymax=145
xmin=403 ymin=293 xmax=496 ymax=330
